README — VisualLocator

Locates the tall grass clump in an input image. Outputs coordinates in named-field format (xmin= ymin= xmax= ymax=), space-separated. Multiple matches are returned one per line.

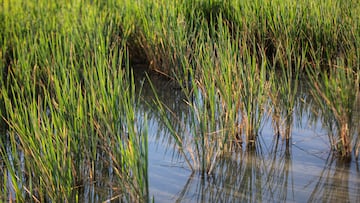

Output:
xmin=126 ymin=0 xmax=190 ymax=77
xmin=146 ymin=0 xmax=357 ymax=174
xmin=269 ymin=47 xmax=306 ymax=142
xmin=131 ymin=0 xmax=358 ymax=166
xmin=150 ymin=11 xmax=270 ymax=175
xmin=0 ymin=0 xmax=148 ymax=201
xmin=227 ymin=0 xmax=359 ymax=151
xmin=236 ymin=47 xmax=269 ymax=148
xmin=149 ymin=17 xmax=228 ymax=175
xmin=307 ymin=58 xmax=359 ymax=160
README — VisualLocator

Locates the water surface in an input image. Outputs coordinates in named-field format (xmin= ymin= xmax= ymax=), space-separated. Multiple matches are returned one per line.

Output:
xmin=1 ymin=67 xmax=359 ymax=202
xmin=136 ymin=67 xmax=360 ymax=203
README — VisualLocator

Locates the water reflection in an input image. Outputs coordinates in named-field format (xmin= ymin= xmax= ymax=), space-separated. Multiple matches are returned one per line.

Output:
xmin=135 ymin=68 xmax=360 ymax=202
xmin=1 ymin=66 xmax=359 ymax=201
xmin=170 ymin=136 xmax=294 ymax=202
xmin=308 ymin=156 xmax=360 ymax=203
xmin=1 ymin=133 xmax=125 ymax=202
xmin=149 ymin=132 xmax=360 ymax=203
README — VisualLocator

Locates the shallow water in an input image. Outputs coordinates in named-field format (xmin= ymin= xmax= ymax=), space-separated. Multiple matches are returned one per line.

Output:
xmin=1 ymin=67 xmax=359 ymax=202
xmin=147 ymin=120 xmax=360 ymax=203
xmin=136 ymin=67 xmax=360 ymax=203
xmin=147 ymin=129 xmax=360 ymax=202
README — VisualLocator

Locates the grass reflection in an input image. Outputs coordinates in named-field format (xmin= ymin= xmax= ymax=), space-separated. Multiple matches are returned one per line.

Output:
xmin=169 ymin=137 xmax=295 ymax=202
xmin=308 ymin=156 xmax=360 ymax=202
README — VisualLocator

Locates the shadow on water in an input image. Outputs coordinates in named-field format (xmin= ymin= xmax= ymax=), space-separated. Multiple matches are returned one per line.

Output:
xmin=134 ymin=67 xmax=360 ymax=202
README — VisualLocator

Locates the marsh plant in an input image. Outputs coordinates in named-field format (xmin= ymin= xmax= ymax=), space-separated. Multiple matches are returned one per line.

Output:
xmin=146 ymin=0 xmax=359 ymax=177
xmin=1 ymin=0 xmax=360 ymax=200
xmin=1 ymin=44 xmax=149 ymax=202
xmin=130 ymin=0 xmax=190 ymax=77
xmin=150 ymin=16 xmax=270 ymax=175
xmin=237 ymin=49 xmax=269 ymax=147
xmin=0 ymin=0 xmax=149 ymax=201
xmin=269 ymin=47 xmax=305 ymax=142
xmin=307 ymin=59 xmax=359 ymax=159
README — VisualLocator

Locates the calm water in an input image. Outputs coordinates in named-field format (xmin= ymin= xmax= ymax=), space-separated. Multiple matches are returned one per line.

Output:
xmin=147 ymin=125 xmax=360 ymax=202
xmin=1 ymin=67 xmax=359 ymax=202
xmin=135 ymin=67 xmax=360 ymax=203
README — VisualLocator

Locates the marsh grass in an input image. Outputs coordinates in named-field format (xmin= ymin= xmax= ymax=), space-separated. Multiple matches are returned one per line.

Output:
xmin=237 ymin=48 xmax=269 ymax=147
xmin=148 ymin=19 xmax=229 ymax=175
xmin=149 ymin=14 xmax=270 ymax=175
xmin=129 ymin=0 xmax=190 ymax=77
xmin=307 ymin=59 xmax=359 ymax=159
xmin=1 ymin=46 xmax=148 ymax=201
xmin=1 ymin=0 xmax=359 ymax=200
xmin=0 ymin=0 xmax=148 ymax=201
xmin=269 ymin=47 xmax=306 ymax=142
xmin=145 ymin=0 xmax=359 ymax=176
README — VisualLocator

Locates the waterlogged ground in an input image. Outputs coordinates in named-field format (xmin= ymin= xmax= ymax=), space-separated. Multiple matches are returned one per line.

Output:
xmin=137 ymin=68 xmax=360 ymax=203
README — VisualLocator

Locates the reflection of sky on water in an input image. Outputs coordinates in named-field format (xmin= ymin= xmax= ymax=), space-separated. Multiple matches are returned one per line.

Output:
xmin=148 ymin=124 xmax=360 ymax=202
xmin=0 ymin=67 xmax=358 ymax=202
xmin=137 ymin=68 xmax=360 ymax=203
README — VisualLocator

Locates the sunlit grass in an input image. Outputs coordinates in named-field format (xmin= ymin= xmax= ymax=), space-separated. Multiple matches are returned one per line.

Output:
xmin=0 ymin=0 xmax=148 ymax=201
xmin=307 ymin=59 xmax=359 ymax=159
xmin=0 ymin=0 xmax=359 ymax=200
xmin=269 ymin=46 xmax=306 ymax=142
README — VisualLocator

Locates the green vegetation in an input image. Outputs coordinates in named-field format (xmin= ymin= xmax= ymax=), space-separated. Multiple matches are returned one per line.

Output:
xmin=307 ymin=60 xmax=359 ymax=159
xmin=0 ymin=0 xmax=148 ymax=201
xmin=0 ymin=0 xmax=359 ymax=200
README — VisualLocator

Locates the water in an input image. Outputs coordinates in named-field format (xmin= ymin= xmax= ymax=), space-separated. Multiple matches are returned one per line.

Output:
xmin=1 ymin=67 xmax=359 ymax=202
xmin=147 ymin=123 xmax=360 ymax=202
xmin=136 ymin=67 xmax=360 ymax=203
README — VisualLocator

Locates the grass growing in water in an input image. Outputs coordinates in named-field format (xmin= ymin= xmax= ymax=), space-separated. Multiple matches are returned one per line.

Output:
xmin=0 ymin=0 xmax=148 ymax=201
xmin=143 ymin=0 xmax=359 ymax=176
xmin=0 ymin=0 xmax=359 ymax=199
xmin=149 ymin=14 xmax=270 ymax=175
xmin=307 ymin=59 xmax=359 ymax=159
xmin=269 ymin=47 xmax=305 ymax=143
